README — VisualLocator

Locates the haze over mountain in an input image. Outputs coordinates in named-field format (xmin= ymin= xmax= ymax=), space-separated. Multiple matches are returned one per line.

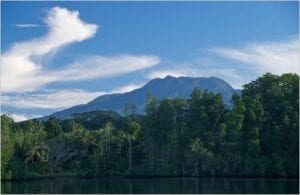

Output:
xmin=43 ymin=76 xmax=239 ymax=120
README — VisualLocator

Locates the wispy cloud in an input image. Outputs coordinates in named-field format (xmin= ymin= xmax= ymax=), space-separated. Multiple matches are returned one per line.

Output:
xmin=57 ymin=55 xmax=160 ymax=81
xmin=2 ymin=6 xmax=160 ymax=93
xmin=147 ymin=68 xmax=199 ymax=79
xmin=2 ymin=89 xmax=105 ymax=110
xmin=2 ymin=82 xmax=146 ymax=110
xmin=211 ymin=39 xmax=300 ymax=75
xmin=2 ymin=6 xmax=98 ymax=93
xmin=15 ymin=24 xmax=40 ymax=28
xmin=147 ymin=39 xmax=300 ymax=89
xmin=110 ymin=82 xmax=146 ymax=94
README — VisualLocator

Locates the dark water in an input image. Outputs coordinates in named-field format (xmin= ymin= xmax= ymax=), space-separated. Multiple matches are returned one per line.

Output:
xmin=1 ymin=177 xmax=299 ymax=194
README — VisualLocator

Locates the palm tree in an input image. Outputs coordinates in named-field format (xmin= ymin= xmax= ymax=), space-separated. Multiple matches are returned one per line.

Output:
xmin=190 ymin=138 xmax=201 ymax=176
xmin=25 ymin=143 xmax=49 ymax=165
xmin=125 ymin=120 xmax=140 ymax=175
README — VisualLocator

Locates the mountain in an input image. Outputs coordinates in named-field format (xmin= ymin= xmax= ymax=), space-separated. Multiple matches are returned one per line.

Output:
xmin=43 ymin=76 xmax=239 ymax=120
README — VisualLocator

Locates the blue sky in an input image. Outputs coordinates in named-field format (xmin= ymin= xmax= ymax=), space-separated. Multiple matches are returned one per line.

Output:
xmin=1 ymin=1 xmax=299 ymax=121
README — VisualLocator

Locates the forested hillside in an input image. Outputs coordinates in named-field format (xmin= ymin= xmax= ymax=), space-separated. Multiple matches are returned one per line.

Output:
xmin=1 ymin=73 xmax=299 ymax=180
xmin=44 ymin=76 xmax=237 ymax=119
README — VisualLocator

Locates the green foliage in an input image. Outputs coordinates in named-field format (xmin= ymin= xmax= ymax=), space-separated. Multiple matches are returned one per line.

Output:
xmin=1 ymin=115 xmax=14 ymax=179
xmin=44 ymin=117 xmax=62 ymax=138
xmin=1 ymin=73 xmax=298 ymax=179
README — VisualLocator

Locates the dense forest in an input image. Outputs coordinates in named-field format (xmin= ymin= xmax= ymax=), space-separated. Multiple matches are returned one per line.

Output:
xmin=1 ymin=73 xmax=299 ymax=180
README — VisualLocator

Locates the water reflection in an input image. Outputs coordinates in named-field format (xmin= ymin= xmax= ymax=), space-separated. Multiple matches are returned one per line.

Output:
xmin=1 ymin=177 xmax=299 ymax=194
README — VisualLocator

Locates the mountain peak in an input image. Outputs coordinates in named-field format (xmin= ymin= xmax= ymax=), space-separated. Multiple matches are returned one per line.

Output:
xmin=164 ymin=75 xmax=176 ymax=79
xmin=43 ymin=76 xmax=238 ymax=120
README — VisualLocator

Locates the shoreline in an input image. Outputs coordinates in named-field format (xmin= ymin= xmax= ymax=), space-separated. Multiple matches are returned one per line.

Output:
xmin=2 ymin=174 xmax=299 ymax=182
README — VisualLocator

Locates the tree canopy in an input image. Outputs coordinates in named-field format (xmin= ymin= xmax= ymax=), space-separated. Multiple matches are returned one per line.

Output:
xmin=1 ymin=73 xmax=299 ymax=180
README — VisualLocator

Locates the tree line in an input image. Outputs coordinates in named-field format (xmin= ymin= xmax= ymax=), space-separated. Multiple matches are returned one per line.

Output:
xmin=1 ymin=73 xmax=299 ymax=180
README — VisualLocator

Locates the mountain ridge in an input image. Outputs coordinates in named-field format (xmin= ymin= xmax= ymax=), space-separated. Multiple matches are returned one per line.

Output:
xmin=42 ymin=76 xmax=239 ymax=120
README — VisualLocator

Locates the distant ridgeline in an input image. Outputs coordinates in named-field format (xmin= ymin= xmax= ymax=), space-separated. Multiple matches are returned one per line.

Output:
xmin=1 ymin=73 xmax=299 ymax=180
xmin=41 ymin=76 xmax=239 ymax=120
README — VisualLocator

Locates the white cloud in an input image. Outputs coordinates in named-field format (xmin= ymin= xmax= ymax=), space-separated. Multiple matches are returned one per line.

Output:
xmin=2 ymin=89 xmax=105 ymax=110
xmin=57 ymin=55 xmax=160 ymax=81
xmin=110 ymin=82 xmax=145 ymax=94
xmin=1 ymin=6 xmax=98 ymax=93
xmin=147 ymin=68 xmax=199 ymax=79
xmin=147 ymin=39 xmax=300 ymax=89
xmin=212 ymin=39 xmax=300 ymax=75
xmin=2 ymin=82 xmax=144 ymax=119
xmin=4 ymin=113 xmax=42 ymax=122
xmin=15 ymin=24 xmax=40 ymax=28
xmin=2 ymin=82 xmax=146 ymax=110
xmin=1 ymin=6 xmax=160 ymax=93
xmin=9 ymin=114 xmax=29 ymax=122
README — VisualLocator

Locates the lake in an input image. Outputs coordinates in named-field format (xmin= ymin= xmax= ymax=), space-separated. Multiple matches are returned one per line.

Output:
xmin=1 ymin=177 xmax=299 ymax=194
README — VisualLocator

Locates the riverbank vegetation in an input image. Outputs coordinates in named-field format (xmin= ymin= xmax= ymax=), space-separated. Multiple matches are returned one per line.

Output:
xmin=1 ymin=73 xmax=299 ymax=180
